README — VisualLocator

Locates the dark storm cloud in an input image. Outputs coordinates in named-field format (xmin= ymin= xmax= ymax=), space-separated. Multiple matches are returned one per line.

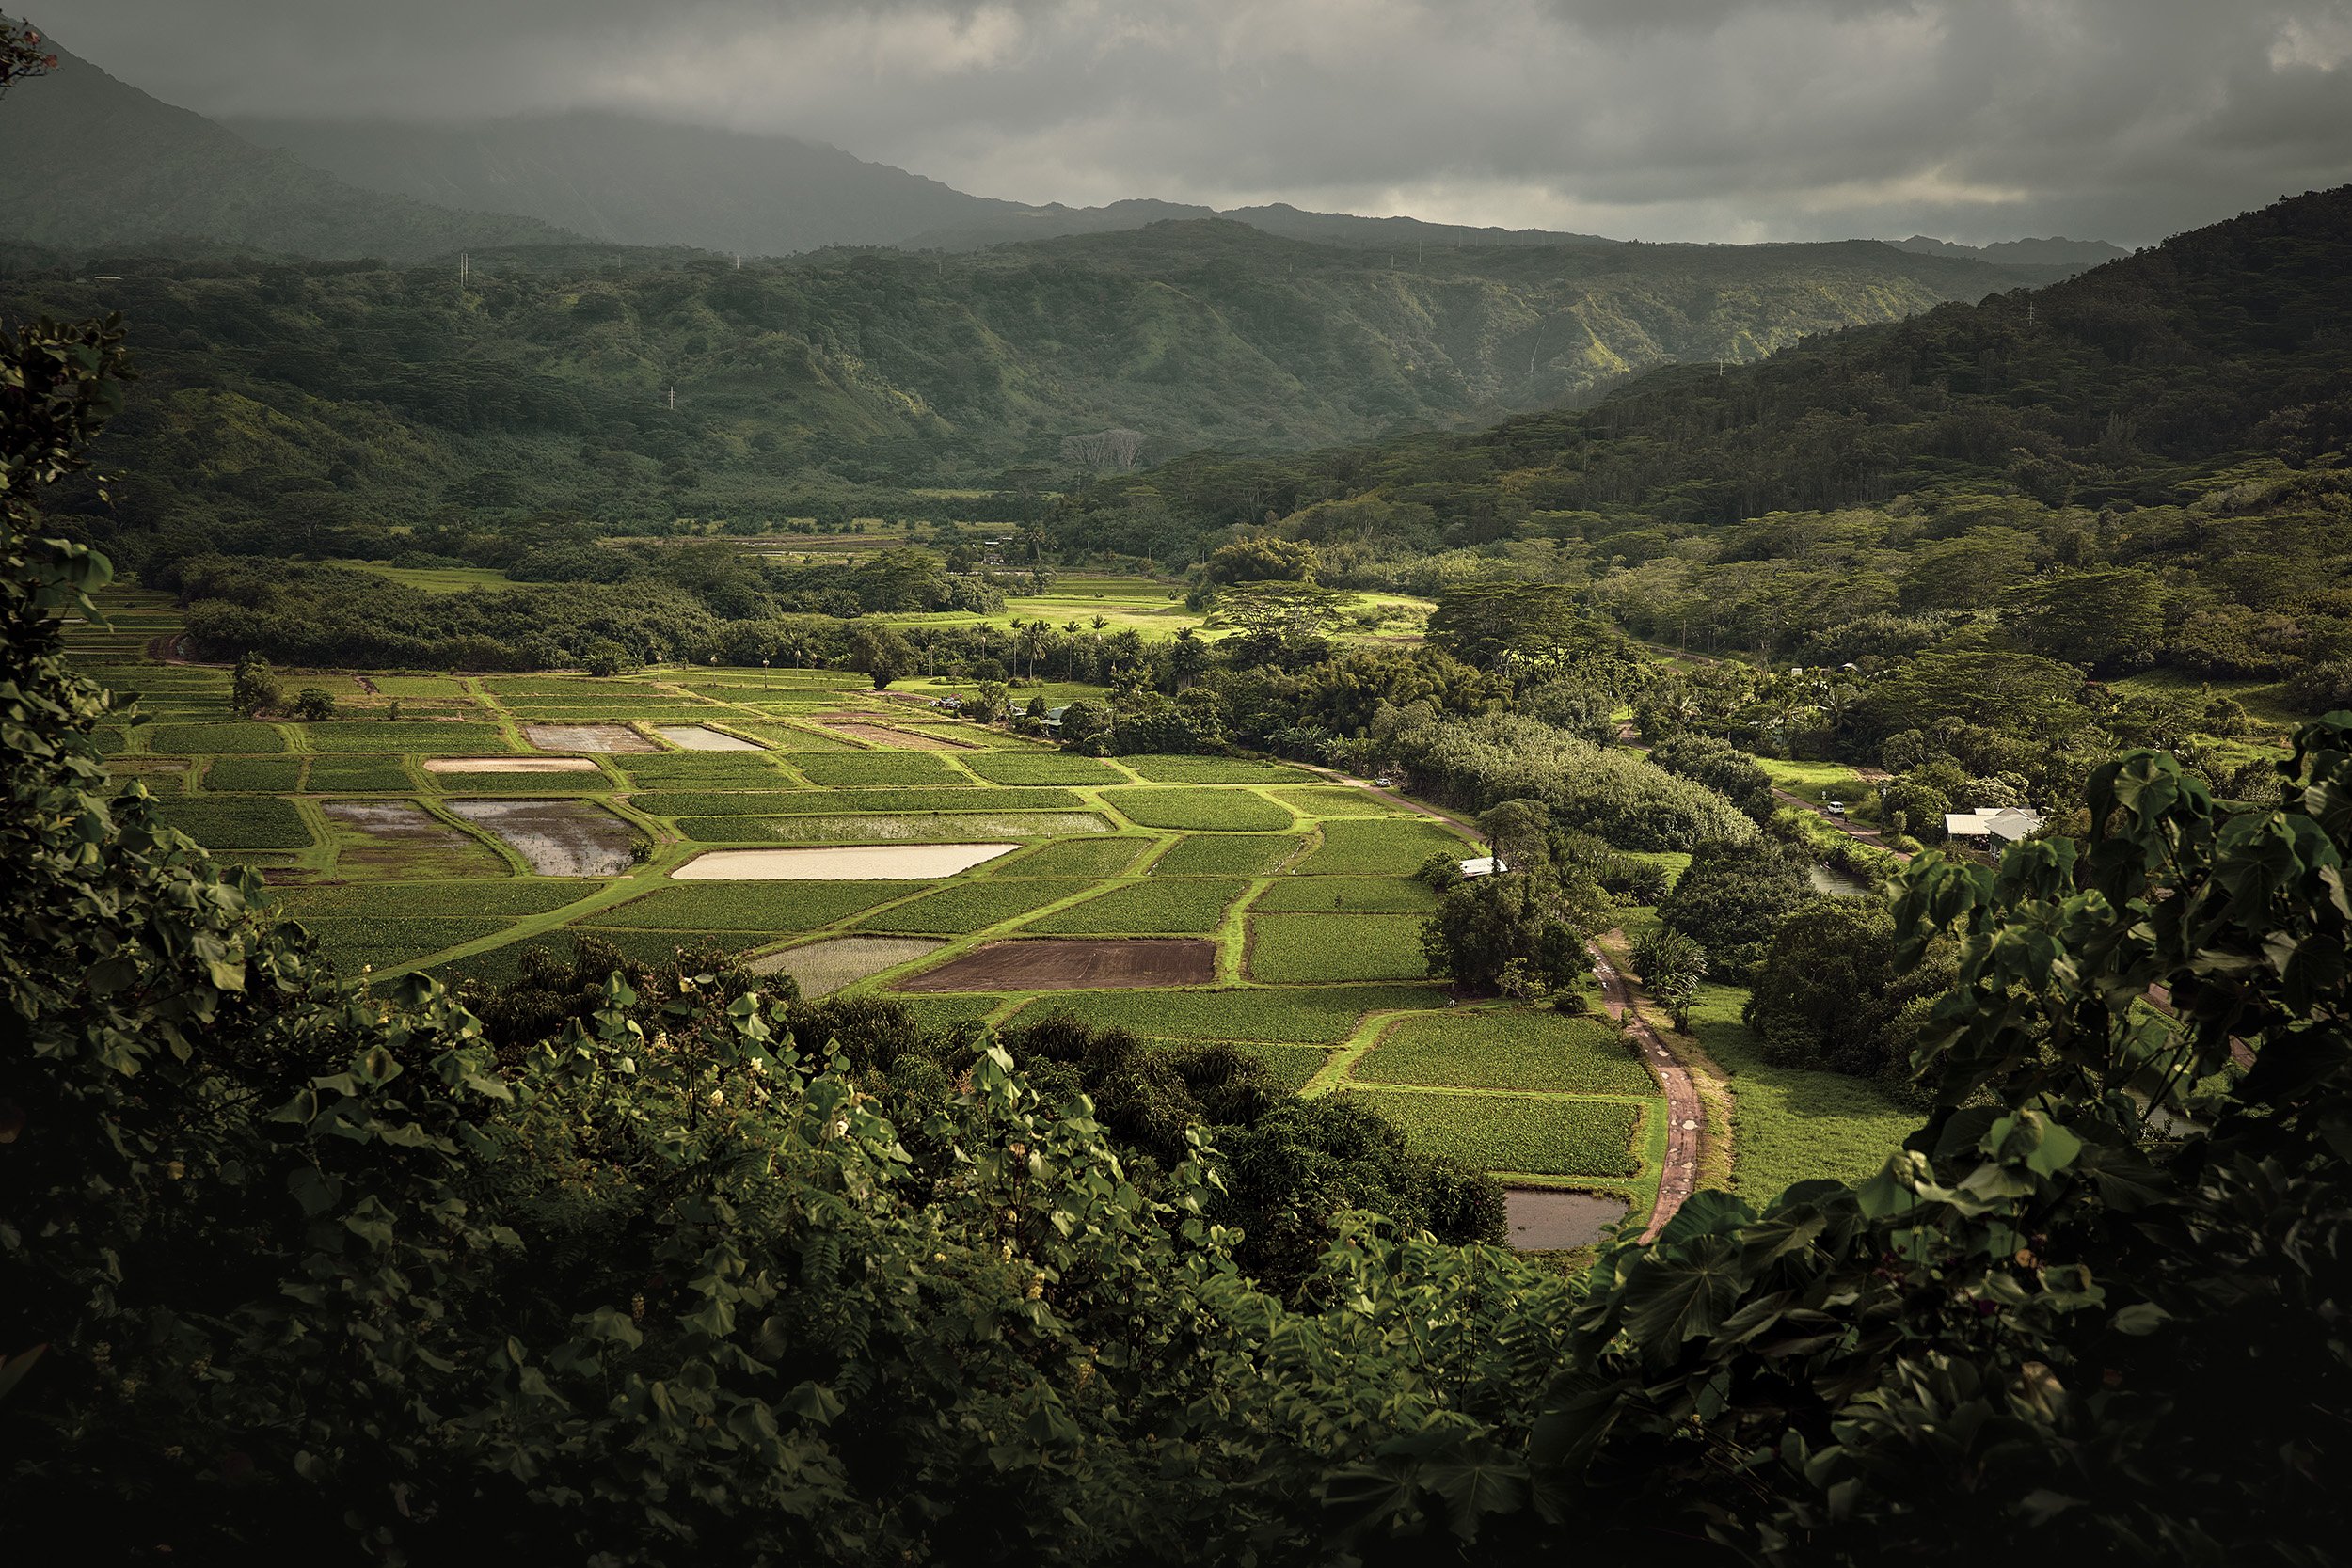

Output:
xmin=37 ymin=0 xmax=2352 ymax=244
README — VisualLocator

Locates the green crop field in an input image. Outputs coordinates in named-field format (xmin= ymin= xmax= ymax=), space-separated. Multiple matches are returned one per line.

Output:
xmin=1006 ymin=984 xmax=1447 ymax=1043
xmin=1264 ymin=785 xmax=1408 ymax=817
xmin=1354 ymin=1009 xmax=1656 ymax=1095
xmin=1298 ymin=817 xmax=1468 ymax=875
xmin=787 ymin=752 xmax=967 ymax=786
xmin=151 ymin=796 xmax=312 ymax=849
xmin=306 ymin=755 xmax=414 ymax=791
xmin=1248 ymin=914 xmax=1430 ymax=982
xmin=71 ymin=607 xmax=1728 ymax=1211
xmin=293 ymin=915 xmax=512 ymax=974
xmin=266 ymin=882 xmax=592 ymax=920
xmin=631 ymin=786 xmax=1079 ymax=817
xmin=854 ymin=879 xmax=1090 ymax=934
xmin=612 ymin=753 xmax=797 ymax=788
xmin=204 ymin=757 xmax=303 ymax=792
xmin=1103 ymin=786 xmax=1293 ymax=832
xmin=1347 ymin=1090 xmax=1644 ymax=1177
xmin=1025 ymin=879 xmax=1249 ymax=934
xmin=675 ymin=812 xmax=1109 ymax=843
xmin=962 ymin=752 xmax=1129 ymax=785
xmin=302 ymin=721 xmax=515 ymax=753
xmin=1152 ymin=834 xmax=1305 ymax=876
xmin=149 ymin=721 xmax=286 ymax=754
xmin=1119 ymin=754 xmax=1311 ymax=784
xmin=994 ymin=839 xmax=1146 ymax=877
xmin=1250 ymin=875 xmax=1436 ymax=913
xmin=598 ymin=880 xmax=909 ymax=931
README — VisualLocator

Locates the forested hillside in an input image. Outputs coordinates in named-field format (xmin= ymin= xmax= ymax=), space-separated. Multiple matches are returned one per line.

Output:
xmin=0 ymin=40 xmax=577 ymax=261
xmin=14 ymin=222 xmax=2058 ymax=559
xmin=1072 ymin=186 xmax=2352 ymax=678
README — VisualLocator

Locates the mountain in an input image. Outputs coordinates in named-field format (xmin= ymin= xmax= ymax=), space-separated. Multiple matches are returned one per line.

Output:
xmin=1070 ymin=188 xmax=2352 ymax=596
xmin=5 ymin=217 xmax=2065 ymax=550
xmin=0 ymin=40 xmax=578 ymax=261
xmin=897 ymin=200 xmax=1621 ymax=254
xmin=1891 ymin=234 xmax=2129 ymax=268
xmin=226 ymin=111 xmax=1034 ymax=260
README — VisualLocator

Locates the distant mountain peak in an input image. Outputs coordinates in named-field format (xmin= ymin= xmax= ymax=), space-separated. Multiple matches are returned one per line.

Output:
xmin=1890 ymin=234 xmax=2128 ymax=269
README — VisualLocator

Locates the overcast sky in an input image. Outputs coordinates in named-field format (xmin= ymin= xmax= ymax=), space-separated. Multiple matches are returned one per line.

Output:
xmin=39 ymin=0 xmax=2352 ymax=245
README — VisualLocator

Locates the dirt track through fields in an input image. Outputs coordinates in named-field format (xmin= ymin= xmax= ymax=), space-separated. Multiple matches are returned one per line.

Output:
xmin=897 ymin=938 xmax=1216 ymax=991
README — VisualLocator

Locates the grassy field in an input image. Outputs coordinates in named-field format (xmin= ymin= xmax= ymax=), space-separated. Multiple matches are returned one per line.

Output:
xmin=1104 ymin=786 xmax=1294 ymax=832
xmin=1248 ymin=914 xmax=1430 ymax=982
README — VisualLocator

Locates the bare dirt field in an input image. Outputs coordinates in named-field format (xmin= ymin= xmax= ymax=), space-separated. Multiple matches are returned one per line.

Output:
xmin=444 ymin=798 xmax=637 ymax=876
xmin=421 ymin=756 xmax=601 ymax=774
xmin=1503 ymin=1188 xmax=1629 ymax=1251
xmin=750 ymin=936 xmax=942 ymax=995
xmin=673 ymin=844 xmax=1020 ymax=879
xmin=653 ymin=724 xmax=763 ymax=752
xmin=521 ymin=722 xmax=656 ymax=754
xmin=897 ymin=938 xmax=1216 ymax=991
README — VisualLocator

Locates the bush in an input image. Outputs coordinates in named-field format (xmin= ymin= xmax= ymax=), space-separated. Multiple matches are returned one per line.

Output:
xmin=1656 ymin=839 xmax=1815 ymax=974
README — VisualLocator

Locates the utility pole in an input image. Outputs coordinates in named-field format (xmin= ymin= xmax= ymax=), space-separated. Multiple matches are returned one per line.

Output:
xmin=667 ymin=386 xmax=675 ymax=411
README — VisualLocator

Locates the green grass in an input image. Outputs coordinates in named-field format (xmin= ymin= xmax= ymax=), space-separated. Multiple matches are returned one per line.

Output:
xmin=1118 ymin=754 xmax=1311 ymax=784
xmin=1250 ymin=875 xmax=1437 ymax=913
xmin=265 ymin=881 xmax=592 ymax=919
xmin=1349 ymin=1089 xmax=1644 ymax=1177
xmin=631 ymin=786 xmax=1078 ymax=817
xmin=597 ymin=880 xmax=909 ymax=931
xmin=1298 ymin=817 xmax=1469 ymax=876
xmin=302 ymin=721 xmax=515 ymax=753
xmin=1265 ymin=784 xmax=1408 ymax=817
xmin=961 ymin=752 xmax=1130 ymax=785
xmin=1754 ymin=755 xmax=1871 ymax=809
xmin=1025 ymin=879 xmax=1249 ymax=934
xmin=1354 ymin=1009 xmax=1655 ymax=1095
xmin=1152 ymin=834 xmax=1306 ymax=876
xmin=304 ymin=755 xmax=414 ymax=791
xmin=369 ymin=675 xmax=470 ymax=697
xmin=149 ymin=721 xmax=286 ymax=754
xmin=151 ymin=796 xmax=312 ymax=849
xmin=675 ymin=812 xmax=1109 ymax=843
xmin=1103 ymin=786 xmax=1293 ymax=832
xmin=994 ymin=839 xmax=1146 ymax=877
xmin=203 ymin=756 xmax=303 ymax=792
xmin=1247 ymin=914 xmax=1431 ymax=983
xmin=854 ymin=879 xmax=1092 ymax=935
xmin=1005 ymin=983 xmax=1447 ymax=1044
xmin=788 ymin=752 xmax=966 ymax=786
xmin=1684 ymin=983 xmax=1922 ymax=1202
xmin=296 ymin=915 xmax=512 ymax=973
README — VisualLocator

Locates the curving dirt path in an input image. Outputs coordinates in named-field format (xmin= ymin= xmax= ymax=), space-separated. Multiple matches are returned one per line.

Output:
xmin=1300 ymin=763 xmax=1711 ymax=1240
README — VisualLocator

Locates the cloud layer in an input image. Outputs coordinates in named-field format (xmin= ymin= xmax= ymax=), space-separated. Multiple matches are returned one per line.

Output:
xmin=44 ymin=0 xmax=2352 ymax=244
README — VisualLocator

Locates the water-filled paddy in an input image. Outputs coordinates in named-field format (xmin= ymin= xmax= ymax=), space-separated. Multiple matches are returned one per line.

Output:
xmin=672 ymin=843 xmax=1021 ymax=879
xmin=521 ymin=722 xmax=656 ymax=754
xmin=1503 ymin=1188 xmax=1629 ymax=1251
xmin=444 ymin=798 xmax=637 ymax=876
xmin=750 ymin=936 xmax=944 ymax=995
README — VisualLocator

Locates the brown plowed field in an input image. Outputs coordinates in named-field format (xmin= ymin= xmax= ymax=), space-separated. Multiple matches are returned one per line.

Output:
xmin=896 ymin=938 xmax=1216 ymax=991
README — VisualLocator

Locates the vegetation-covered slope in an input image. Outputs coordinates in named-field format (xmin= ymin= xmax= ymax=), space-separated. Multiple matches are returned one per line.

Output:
xmin=0 ymin=40 xmax=578 ymax=261
xmin=13 ymin=220 xmax=2058 ymax=546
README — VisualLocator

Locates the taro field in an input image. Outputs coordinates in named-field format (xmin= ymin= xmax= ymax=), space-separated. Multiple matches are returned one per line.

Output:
xmin=67 ymin=588 xmax=1673 ymax=1225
